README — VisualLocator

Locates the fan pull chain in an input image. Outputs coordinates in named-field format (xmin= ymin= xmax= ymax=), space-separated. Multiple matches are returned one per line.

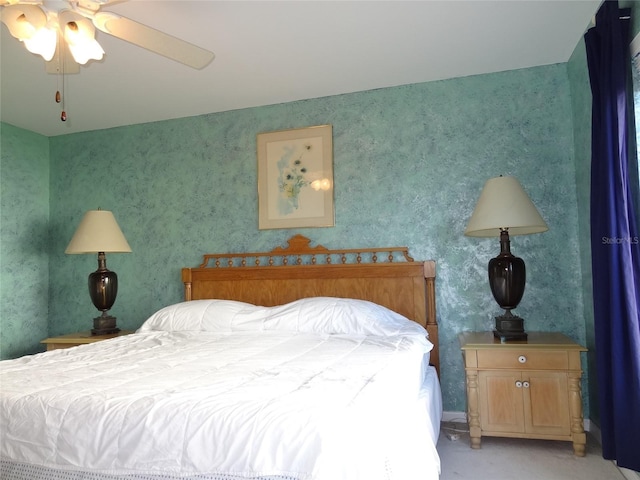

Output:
xmin=56 ymin=35 xmax=67 ymax=122
xmin=59 ymin=71 xmax=67 ymax=122
xmin=55 ymin=81 xmax=67 ymax=122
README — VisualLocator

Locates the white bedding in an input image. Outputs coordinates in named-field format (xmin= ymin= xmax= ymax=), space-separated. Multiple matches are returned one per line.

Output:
xmin=0 ymin=298 xmax=442 ymax=480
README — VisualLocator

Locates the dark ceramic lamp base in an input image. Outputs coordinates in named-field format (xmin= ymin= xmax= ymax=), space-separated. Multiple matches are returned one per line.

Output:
xmin=489 ymin=230 xmax=528 ymax=342
xmin=493 ymin=311 xmax=528 ymax=341
xmin=89 ymin=252 xmax=120 ymax=335
xmin=92 ymin=314 xmax=120 ymax=335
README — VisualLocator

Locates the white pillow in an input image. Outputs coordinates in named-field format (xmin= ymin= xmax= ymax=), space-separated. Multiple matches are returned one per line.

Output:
xmin=138 ymin=297 xmax=429 ymax=341
xmin=259 ymin=297 xmax=429 ymax=338
xmin=137 ymin=299 xmax=266 ymax=332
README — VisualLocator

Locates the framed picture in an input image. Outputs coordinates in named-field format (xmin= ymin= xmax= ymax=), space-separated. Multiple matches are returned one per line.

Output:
xmin=257 ymin=124 xmax=334 ymax=229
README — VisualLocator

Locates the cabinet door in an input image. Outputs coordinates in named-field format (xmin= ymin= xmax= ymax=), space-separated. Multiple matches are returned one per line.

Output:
xmin=478 ymin=370 xmax=525 ymax=433
xmin=523 ymin=371 xmax=571 ymax=436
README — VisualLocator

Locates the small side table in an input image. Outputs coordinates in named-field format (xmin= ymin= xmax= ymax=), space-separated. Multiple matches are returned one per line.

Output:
xmin=459 ymin=331 xmax=587 ymax=456
xmin=41 ymin=330 xmax=134 ymax=351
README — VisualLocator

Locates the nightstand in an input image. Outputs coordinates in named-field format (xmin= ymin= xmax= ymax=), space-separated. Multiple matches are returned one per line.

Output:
xmin=41 ymin=330 xmax=134 ymax=351
xmin=459 ymin=331 xmax=587 ymax=456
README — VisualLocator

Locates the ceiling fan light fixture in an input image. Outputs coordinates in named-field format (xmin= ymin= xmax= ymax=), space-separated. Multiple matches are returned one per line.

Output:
xmin=67 ymin=37 xmax=104 ymax=64
xmin=63 ymin=19 xmax=104 ymax=63
xmin=1 ymin=4 xmax=47 ymax=40
xmin=23 ymin=24 xmax=57 ymax=61
xmin=13 ymin=13 xmax=38 ymax=39
xmin=3 ymin=0 xmax=215 ymax=73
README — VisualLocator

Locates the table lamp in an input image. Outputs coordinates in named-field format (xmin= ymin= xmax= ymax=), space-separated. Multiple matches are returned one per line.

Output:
xmin=465 ymin=176 xmax=548 ymax=340
xmin=65 ymin=209 xmax=131 ymax=335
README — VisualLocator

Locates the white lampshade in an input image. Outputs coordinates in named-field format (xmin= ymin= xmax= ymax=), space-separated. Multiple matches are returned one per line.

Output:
xmin=65 ymin=210 xmax=132 ymax=254
xmin=465 ymin=176 xmax=548 ymax=237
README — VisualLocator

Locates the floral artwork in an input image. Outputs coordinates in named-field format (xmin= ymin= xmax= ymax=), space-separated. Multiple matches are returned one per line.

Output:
xmin=277 ymin=144 xmax=311 ymax=214
xmin=257 ymin=125 xmax=334 ymax=229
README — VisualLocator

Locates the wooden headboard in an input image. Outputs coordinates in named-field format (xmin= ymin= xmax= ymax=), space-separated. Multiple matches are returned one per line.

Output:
xmin=182 ymin=235 xmax=439 ymax=375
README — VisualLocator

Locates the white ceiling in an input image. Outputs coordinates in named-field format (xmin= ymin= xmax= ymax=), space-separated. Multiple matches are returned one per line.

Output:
xmin=1 ymin=0 xmax=602 ymax=137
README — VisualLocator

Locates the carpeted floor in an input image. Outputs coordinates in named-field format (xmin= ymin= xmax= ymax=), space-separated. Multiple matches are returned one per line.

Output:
xmin=437 ymin=423 xmax=629 ymax=480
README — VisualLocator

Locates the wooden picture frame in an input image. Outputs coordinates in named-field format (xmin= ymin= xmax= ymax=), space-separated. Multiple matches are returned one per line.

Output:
xmin=257 ymin=125 xmax=334 ymax=229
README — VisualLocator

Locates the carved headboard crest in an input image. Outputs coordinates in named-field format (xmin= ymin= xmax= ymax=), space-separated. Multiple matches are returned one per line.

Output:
xmin=198 ymin=234 xmax=415 ymax=268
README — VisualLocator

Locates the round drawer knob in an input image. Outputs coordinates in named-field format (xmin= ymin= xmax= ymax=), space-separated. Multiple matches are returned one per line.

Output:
xmin=523 ymin=381 xmax=530 ymax=388
xmin=518 ymin=355 xmax=527 ymax=363
xmin=515 ymin=381 xmax=523 ymax=388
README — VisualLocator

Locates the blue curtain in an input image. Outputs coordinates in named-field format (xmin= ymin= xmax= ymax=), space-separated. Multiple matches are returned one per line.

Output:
xmin=585 ymin=0 xmax=640 ymax=472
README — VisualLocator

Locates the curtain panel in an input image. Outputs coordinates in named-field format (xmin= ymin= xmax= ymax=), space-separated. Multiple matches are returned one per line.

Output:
xmin=585 ymin=0 xmax=640 ymax=472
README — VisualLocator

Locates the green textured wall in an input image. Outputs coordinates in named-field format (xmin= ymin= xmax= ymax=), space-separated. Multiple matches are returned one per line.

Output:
xmin=0 ymin=123 xmax=50 ymax=359
xmin=42 ymin=64 xmax=585 ymax=413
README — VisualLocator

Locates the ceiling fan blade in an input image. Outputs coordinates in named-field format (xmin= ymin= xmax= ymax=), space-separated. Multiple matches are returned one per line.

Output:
xmin=93 ymin=12 xmax=215 ymax=69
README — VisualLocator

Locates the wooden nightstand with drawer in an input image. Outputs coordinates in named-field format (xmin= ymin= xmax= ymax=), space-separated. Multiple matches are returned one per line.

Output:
xmin=459 ymin=331 xmax=587 ymax=456
xmin=41 ymin=330 xmax=134 ymax=351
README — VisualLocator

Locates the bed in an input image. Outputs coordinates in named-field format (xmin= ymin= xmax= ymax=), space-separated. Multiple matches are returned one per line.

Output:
xmin=0 ymin=235 xmax=442 ymax=480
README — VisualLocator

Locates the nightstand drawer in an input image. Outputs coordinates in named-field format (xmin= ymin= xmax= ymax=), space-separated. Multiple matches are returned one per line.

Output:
xmin=477 ymin=349 xmax=568 ymax=370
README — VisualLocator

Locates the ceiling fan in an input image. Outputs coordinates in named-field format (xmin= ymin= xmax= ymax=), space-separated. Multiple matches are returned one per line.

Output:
xmin=0 ymin=0 xmax=215 ymax=74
